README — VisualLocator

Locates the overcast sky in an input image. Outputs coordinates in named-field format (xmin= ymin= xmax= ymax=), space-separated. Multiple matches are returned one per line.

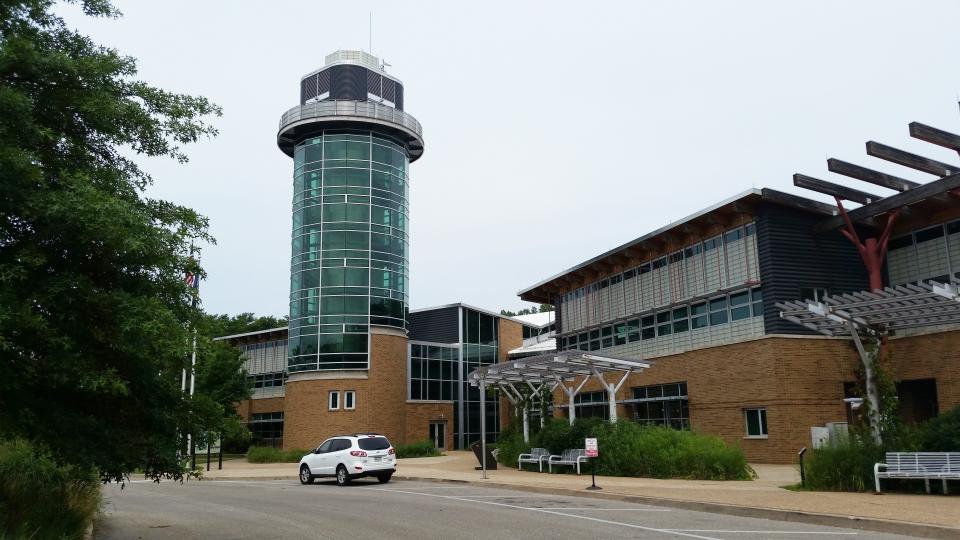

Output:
xmin=62 ymin=1 xmax=960 ymax=318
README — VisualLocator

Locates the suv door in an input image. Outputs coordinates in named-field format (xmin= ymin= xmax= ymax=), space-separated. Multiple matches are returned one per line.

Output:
xmin=325 ymin=438 xmax=351 ymax=474
xmin=308 ymin=439 xmax=334 ymax=475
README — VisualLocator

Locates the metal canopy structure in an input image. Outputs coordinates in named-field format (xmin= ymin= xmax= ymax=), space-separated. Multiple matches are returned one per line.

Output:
xmin=777 ymin=277 xmax=960 ymax=337
xmin=467 ymin=351 xmax=652 ymax=478
xmin=777 ymin=277 xmax=960 ymax=442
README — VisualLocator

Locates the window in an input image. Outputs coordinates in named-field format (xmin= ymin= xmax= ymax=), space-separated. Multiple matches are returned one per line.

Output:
xmin=691 ymin=302 xmax=708 ymax=329
xmin=575 ymin=391 xmax=608 ymax=419
xmin=729 ymin=290 xmax=751 ymax=321
xmin=641 ymin=315 xmax=655 ymax=340
xmin=799 ymin=287 xmax=828 ymax=302
xmin=709 ymin=297 xmax=728 ymax=325
xmin=751 ymin=287 xmax=763 ymax=317
xmin=344 ymin=390 xmax=356 ymax=410
xmin=744 ymin=408 xmax=768 ymax=438
xmin=328 ymin=390 xmax=340 ymax=410
xmin=409 ymin=343 xmax=457 ymax=401
xmin=632 ymin=383 xmax=689 ymax=429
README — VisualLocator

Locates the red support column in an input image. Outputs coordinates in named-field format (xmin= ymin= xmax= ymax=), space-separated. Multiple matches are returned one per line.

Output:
xmin=834 ymin=197 xmax=899 ymax=292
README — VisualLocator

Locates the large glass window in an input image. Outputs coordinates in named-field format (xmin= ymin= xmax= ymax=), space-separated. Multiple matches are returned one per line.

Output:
xmin=409 ymin=343 xmax=457 ymax=401
xmin=289 ymin=131 xmax=411 ymax=373
xmin=632 ymin=383 xmax=689 ymax=429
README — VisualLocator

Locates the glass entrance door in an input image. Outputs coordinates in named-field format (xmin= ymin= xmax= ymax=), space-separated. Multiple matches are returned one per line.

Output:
xmin=429 ymin=422 xmax=446 ymax=450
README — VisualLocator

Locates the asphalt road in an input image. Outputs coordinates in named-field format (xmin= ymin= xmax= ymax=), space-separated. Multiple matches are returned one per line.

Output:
xmin=96 ymin=478 xmax=917 ymax=540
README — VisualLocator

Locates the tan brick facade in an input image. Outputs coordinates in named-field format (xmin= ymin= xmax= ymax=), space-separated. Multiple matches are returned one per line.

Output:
xmin=282 ymin=331 xmax=409 ymax=450
xmin=553 ymin=330 xmax=960 ymax=464
xmin=404 ymin=402 xmax=454 ymax=449
xmin=236 ymin=397 xmax=284 ymax=422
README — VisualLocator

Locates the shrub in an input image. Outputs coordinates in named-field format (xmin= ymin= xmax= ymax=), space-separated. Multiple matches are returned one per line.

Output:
xmin=246 ymin=446 xmax=311 ymax=463
xmin=494 ymin=430 xmax=530 ymax=468
xmin=919 ymin=405 xmax=960 ymax=452
xmin=0 ymin=438 xmax=101 ymax=540
xmin=803 ymin=435 xmax=884 ymax=492
xmin=395 ymin=440 xmax=441 ymax=458
xmin=502 ymin=419 xmax=753 ymax=480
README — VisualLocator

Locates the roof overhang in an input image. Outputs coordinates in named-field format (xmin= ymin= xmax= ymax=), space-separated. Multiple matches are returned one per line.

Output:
xmin=518 ymin=188 xmax=834 ymax=304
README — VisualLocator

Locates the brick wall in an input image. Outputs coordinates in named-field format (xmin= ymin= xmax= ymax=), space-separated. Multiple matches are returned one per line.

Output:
xmin=235 ymin=397 xmax=285 ymax=422
xmin=498 ymin=318 xmax=525 ymax=429
xmin=404 ymin=402 xmax=454 ymax=448
xmin=552 ymin=330 xmax=960 ymax=463
xmin=283 ymin=331 xmax=409 ymax=450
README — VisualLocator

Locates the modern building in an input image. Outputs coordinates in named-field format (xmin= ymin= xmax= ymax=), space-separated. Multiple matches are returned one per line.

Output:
xmin=519 ymin=184 xmax=960 ymax=463
xmin=220 ymin=303 xmax=531 ymax=450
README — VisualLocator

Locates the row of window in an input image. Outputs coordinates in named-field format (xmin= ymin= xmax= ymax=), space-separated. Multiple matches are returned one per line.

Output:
xmin=328 ymin=390 xmax=356 ymax=410
xmin=558 ymin=287 xmax=763 ymax=351
xmin=522 ymin=321 xmax=556 ymax=340
xmin=293 ymin=171 xmax=408 ymax=205
xmin=240 ymin=340 xmax=287 ymax=352
xmin=409 ymin=343 xmax=459 ymax=401
xmin=248 ymin=371 xmax=287 ymax=389
xmin=294 ymin=135 xmax=408 ymax=171
xmin=560 ymin=223 xmax=758 ymax=334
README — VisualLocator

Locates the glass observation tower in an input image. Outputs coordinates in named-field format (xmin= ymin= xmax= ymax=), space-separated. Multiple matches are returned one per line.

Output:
xmin=276 ymin=50 xmax=425 ymax=373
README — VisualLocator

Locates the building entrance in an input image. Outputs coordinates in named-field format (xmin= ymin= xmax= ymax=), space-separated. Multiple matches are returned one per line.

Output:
xmin=429 ymin=422 xmax=446 ymax=450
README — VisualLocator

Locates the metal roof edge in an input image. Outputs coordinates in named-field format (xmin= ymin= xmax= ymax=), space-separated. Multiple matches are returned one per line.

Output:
xmin=213 ymin=326 xmax=289 ymax=342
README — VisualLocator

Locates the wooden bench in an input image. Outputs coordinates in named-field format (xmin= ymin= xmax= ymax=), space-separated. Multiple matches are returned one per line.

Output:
xmin=548 ymin=448 xmax=588 ymax=475
xmin=518 ymin=448 xmax=550 ymax=472
xmin=874 ymin=452 xmax=960 ymax=494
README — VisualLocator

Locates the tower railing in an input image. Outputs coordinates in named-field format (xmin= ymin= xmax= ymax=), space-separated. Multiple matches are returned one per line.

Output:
xmin=279 ymin=100 xmax=423 ymax=139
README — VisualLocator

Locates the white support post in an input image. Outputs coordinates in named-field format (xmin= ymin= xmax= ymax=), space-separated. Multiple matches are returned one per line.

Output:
xmin=480 ymin=381 xmax=487 ymax=479
xmin=848 ymin=322 xmax=882 ymax=445
xmin=561 ymin=377 xmax=590 ymax=426
xmin=522 ymin=404 xmax=529 ymax=443
xmin=590 ymin=367 xmax=632 ymax=423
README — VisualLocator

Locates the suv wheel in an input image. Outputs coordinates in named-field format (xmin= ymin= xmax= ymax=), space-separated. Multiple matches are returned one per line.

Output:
xmin=335 ymin=465 xmax=351 ymax=486
xmin=299 ymin=465 xmax=314 ymax=485
xmin=377 ymin=472 xmax=392 ymax=484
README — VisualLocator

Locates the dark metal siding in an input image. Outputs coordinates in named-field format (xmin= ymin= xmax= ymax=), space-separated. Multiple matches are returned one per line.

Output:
xmin=409 ymin=306 xmax=460 ymax=343
xmin=299 ymin=65 xmax=404 ymax=110
xmin=756 ymin=202 xmax=870 ymax=334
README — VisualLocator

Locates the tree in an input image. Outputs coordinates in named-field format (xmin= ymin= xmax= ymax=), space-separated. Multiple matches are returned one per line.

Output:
xmin=0 ymin=0 xmax=221 ymax=482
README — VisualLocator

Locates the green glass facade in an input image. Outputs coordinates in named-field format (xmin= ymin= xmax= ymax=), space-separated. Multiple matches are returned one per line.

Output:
xmin=288 ymin=130 xmax=410 ymax=372
xmin=456 ymin=308 xmax=500 ymax=448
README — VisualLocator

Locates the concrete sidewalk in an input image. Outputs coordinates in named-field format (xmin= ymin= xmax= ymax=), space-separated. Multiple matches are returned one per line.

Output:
xmin=203 ymin=451 xmax=959 ymax=536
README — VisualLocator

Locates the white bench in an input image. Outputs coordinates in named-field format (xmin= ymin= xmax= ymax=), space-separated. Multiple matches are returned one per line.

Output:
xmin=518 ymin=448 xmax=550 ymax=472
xmin=874 ymin=452 xmax=960 ymax=494
xmin=548 ymin=448 xmax=588 ymax=475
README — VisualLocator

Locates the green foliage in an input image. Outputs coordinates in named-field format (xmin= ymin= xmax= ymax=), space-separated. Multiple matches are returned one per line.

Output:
xmin=499 ymin=419 xmax=753 ymax=481
xmin=919 ymin=405 xmax=960 ymax=452
xmin=803 ymin=434 xmax=885 ymax=492
xmin=395 ymin=440 xmax=441 ymax=458
xmin=494 ymin=429 xmax=530 ymax=468
xmin=246 ymin=446 xmax=310 ymax=464
xmin=0 ymin=439 xmax=101 ymax=539
xmin=0 ymin=0 xmax=221 ymax=483
xmin=220 ymin=417 xmax=252 ymax=454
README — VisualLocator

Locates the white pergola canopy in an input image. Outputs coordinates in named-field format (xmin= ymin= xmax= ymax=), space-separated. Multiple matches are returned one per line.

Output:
xmin=777 ymin=277 xmax=960 ymax=443
xmin=467 ymin=351 xmax=652 ymax=478
xmin=777 ymin=278 xmax=960 ymax=336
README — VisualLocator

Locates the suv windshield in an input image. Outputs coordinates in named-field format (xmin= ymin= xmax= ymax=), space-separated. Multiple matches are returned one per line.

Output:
xmin=357 ymin=437 xmax=390 ymax=451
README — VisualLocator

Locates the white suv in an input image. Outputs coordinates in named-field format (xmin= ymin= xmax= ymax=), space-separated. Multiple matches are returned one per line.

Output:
xmin=299 ymin=433 xmax=396 ymax=486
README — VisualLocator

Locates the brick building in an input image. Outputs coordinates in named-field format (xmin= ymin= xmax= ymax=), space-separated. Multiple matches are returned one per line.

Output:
xmin=518 ymin=186 xmax=960 ymax=463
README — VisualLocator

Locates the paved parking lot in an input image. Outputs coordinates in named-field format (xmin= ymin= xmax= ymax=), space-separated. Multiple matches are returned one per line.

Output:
xmin=96 ymin=478 xmax=917 ymax=539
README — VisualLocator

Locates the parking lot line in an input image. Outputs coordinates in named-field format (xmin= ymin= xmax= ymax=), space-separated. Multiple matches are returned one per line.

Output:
xmin=666 ymin=532 xmax=857 ymax=536
xmin=532 ymin=507 xmax=671 ymax=511
xmin=373 ymin=487 xmax=725 ymax=540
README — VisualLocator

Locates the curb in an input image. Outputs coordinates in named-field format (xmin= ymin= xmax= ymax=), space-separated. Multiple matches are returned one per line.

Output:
xmin=392 ymin=475 xmax=960 ymax=540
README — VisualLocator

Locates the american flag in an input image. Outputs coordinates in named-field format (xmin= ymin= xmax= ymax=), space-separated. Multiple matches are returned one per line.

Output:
xmin=184 ymin=271 xmax=199 ymax=290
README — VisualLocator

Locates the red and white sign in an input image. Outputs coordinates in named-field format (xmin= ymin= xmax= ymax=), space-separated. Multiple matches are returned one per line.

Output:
xmin=585 ymin=438 xmax=598 ymax=458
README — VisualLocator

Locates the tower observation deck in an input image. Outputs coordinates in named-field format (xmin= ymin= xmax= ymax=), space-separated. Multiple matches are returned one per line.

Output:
xmin=277 ymin=50 xmax=425 ymax=373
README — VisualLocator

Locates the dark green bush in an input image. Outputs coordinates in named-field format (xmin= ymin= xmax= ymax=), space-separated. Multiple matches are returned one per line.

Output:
xmin=919 ymin=405 xmax=960 ymax=452
xmin=0 ymin=438 xmax=101 ymax=540
xmin=498 ymin=419 xmax=753 ymax=481
xmin=803 ymin=435 xmax=884 ymax=492
xmin=395 ymin=440 xmax=441 ymax=458
xmin=494 ymin=430 xmax=530 ymax=468
xmin=246 ymin=446 xmax=311 ymax=463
